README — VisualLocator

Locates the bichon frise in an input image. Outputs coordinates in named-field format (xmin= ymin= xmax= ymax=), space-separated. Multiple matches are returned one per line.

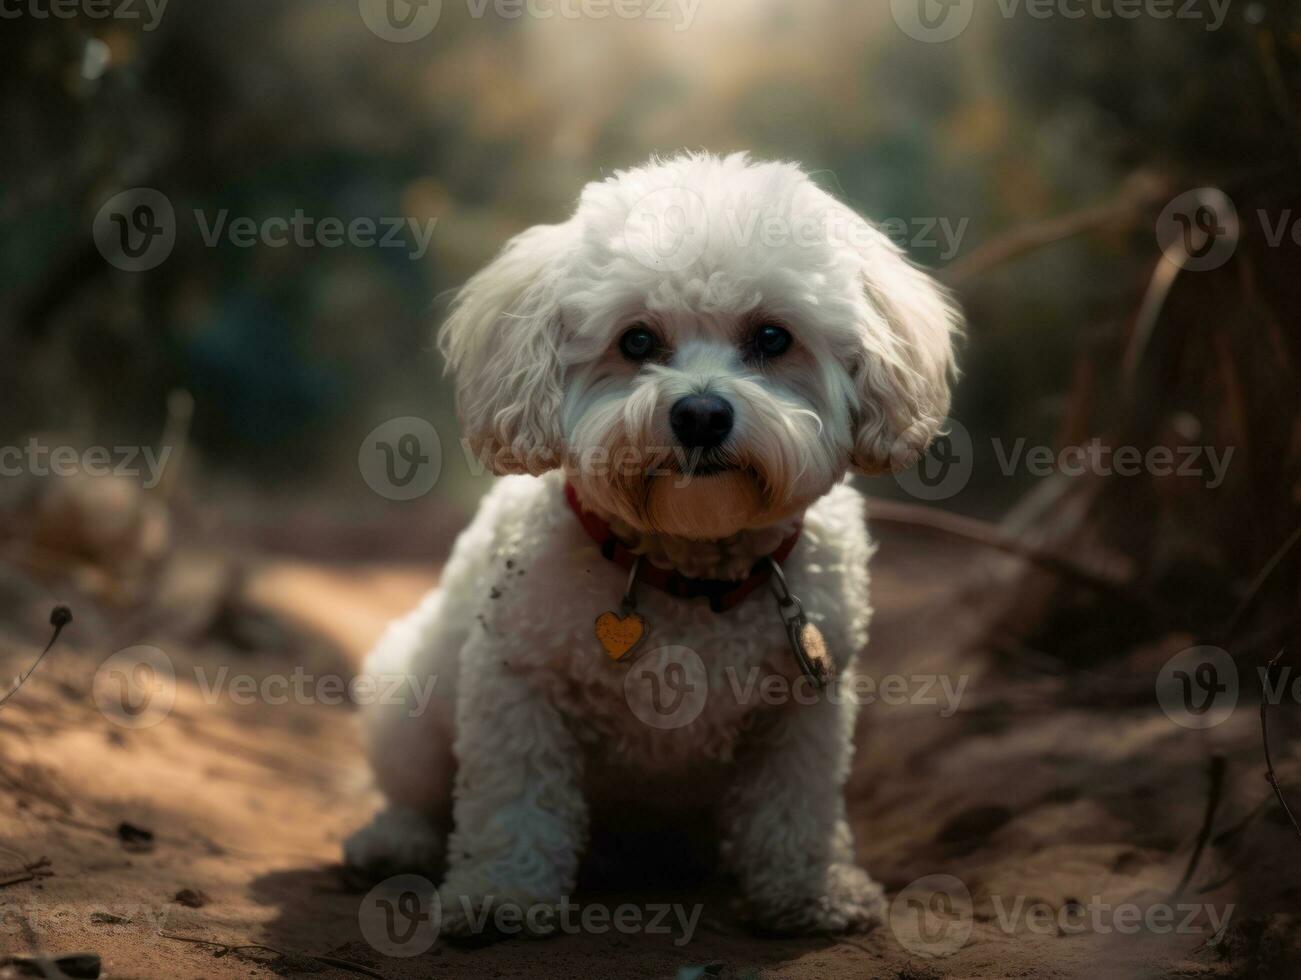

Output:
xmin=345 ymin=151 xmax=960 ymax=936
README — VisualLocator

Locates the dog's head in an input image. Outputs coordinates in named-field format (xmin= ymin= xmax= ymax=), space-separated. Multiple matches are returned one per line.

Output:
xmin=440 ymin=152 xmax=961 ymax=539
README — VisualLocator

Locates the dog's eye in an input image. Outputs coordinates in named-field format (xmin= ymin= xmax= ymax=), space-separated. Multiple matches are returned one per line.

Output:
xmin=618 ymin=325 xmax=660 ymax=362
xmin=752 ymin=323 xmax=793 ymax=359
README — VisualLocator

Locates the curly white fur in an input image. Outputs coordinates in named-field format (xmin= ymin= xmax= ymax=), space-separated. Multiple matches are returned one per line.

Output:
xmin=346 ymin=152 xmax=960 ymax=937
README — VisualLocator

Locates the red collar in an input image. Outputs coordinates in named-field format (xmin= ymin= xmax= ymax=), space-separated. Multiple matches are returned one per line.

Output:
xmin=563 ymin=482 xmax=801 ymax=614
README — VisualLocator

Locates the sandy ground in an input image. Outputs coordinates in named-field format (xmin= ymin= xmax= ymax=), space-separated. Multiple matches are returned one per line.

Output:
xmin=0 ymin=526 xmax=1296 ymax=979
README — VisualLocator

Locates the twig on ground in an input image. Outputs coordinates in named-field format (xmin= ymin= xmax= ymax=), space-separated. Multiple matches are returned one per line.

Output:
xmin=159 ymin=933 xmax=388 ymax=979
xmin=1172 ymin=755 xmax=1227 ymax=898
xmin=313 ymin=955 xmax=389 ymax=977
xmin=1259 ymin=650 xmax=1301 ymax=843
xmin=1225 ymin=524 xmax=1301 ymax=638
xmin=0 ymin=856 xmax=52 ymax=890
xmin=0 ymin=606 xmax=73 ymax=714
xmin=1120 ymin=242 xmax=1191 ymax=384
xmin=865 ymin=498 xmax=1150 ymax=607
xmin=939 ymin=173 xmax=1168 ymax=288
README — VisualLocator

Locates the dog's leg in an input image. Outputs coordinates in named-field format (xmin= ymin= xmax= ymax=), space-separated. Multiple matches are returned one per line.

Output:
xmin=436 ymin=639 xmax=586 ymax=939
xmin=344 ymin=805 xmax=447 ymax=878
xmin=345 ymin=587 xmax=462 ymax=878
xmin=720 ymin=677 xmax=884 ymax=934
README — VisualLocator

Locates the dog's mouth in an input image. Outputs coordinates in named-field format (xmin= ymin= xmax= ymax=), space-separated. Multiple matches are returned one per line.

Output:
xmin=662 ymin=450 xmax=742 ymax=479
xmin=680 ymin=461 xmax=739 ymax=478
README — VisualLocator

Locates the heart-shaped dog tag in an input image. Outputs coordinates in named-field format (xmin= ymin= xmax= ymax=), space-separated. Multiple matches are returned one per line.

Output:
xmin=594 ymin=610 xmax=647 ymax=661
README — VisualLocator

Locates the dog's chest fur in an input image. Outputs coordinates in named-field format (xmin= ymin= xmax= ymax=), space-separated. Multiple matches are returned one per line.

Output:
xmin=466 ymin=473 xmax=874 ymax=775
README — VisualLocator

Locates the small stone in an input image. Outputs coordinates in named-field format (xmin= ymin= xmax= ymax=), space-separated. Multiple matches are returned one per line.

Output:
xmin=173 ymin=888 xmax=209 ymax=908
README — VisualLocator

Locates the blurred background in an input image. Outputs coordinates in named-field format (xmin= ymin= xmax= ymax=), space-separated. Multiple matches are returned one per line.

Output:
xmin=5 ymin=0 xmax=1299 ymax=643
xmin=2 ymin=0 xmax=1294 ymax=516
xmin=2 ymin=1 xmax=1301 ymax=977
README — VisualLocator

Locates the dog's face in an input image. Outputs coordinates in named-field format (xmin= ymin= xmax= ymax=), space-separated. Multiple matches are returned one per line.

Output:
xmin=441 ymin=153 xmax=961 ymax=539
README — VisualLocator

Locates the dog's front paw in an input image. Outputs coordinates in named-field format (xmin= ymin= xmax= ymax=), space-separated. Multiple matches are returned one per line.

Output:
xmin=436 ymin=881 xmax=563 ymax=943
xmin=343 ymin=806 xmax=445 ymax=881
xmin=750 ymin=864 xmax=886 ymax=936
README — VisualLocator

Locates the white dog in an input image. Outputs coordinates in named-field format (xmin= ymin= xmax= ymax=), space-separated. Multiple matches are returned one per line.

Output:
xmin=345 ymin=152 xmax=960 ymax=936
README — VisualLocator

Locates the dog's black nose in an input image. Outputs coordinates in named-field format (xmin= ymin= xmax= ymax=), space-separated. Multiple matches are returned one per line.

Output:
xmin=670 ymin=395 xmax=734 ymax=450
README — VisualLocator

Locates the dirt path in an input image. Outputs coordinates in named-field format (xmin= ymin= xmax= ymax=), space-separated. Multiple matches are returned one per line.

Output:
xmin=0 ymin=529 xmax=1289 ymax=978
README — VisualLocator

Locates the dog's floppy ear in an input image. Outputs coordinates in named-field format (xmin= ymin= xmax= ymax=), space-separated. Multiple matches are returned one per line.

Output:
xmin=843 ymin=213 xmax=962 ymax=475
xmin=438 ymin=221 xmax=573 ymax=475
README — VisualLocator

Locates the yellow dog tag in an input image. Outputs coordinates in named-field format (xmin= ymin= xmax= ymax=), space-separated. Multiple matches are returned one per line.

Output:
xmin=594 ymin=610 xmax=648 ymax=661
